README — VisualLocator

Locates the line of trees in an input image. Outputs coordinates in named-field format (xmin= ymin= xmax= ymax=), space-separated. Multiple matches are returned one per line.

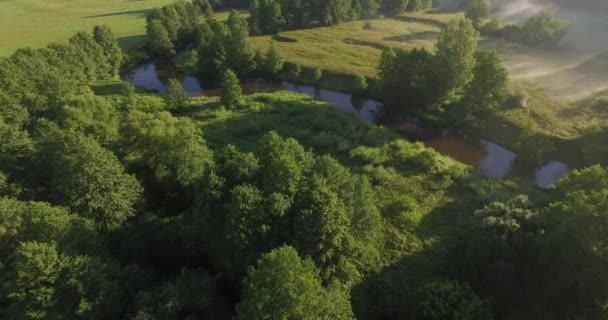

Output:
xmin=377 ymin=17 xmax=509 ymax=118
xmin=249 ymin=0 xmax=433 ymax=34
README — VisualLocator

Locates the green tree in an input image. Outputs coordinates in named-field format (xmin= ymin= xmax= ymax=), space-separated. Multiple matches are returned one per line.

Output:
xmin=194 ymin=0 xmax=214 ymax=16
xmin=164 ymin=79 xmax=189 ymax=110
xmin=460 ymin=50 xmax=509 ymax=116
xmin=68 ymin=31 xmax=112 ymax=80
xmin=313 ymin=68 xmax=323 ymax=83
xmin=289 ymin=63 xmax=301 ymax=79
xmin=382 ymin=0 xmax=409 ymax=16
xmin=521 ymin=11 xmax=569 ymax=45
xmin=147 ymin=19 xmax=175 ymax=57
xmin=261 ymin=42 xmax=285 ymax=75
xmin=419 ymin=279 xmax=492 ymax=320
xmin=237 ymin=246 xmax=354 ymax=320
xmin=352 ymin=73 xmax=368 ymax=93
xmin=220 ymin=69 xmax=243 ymax=108
xmin=92 ymin=25 xmax=123 ymax=76
xmin=4 ymin=242 xmax=121 ymax=320
xmin=465 ymin=0 xmax=490 ymax=29
xmin=122 ymin=111 xmax=214 ymax=189
xmin=433 ymin=18 xmax=479 ymax=108
xmin=35 ymin=124 xmax=142 ymax=230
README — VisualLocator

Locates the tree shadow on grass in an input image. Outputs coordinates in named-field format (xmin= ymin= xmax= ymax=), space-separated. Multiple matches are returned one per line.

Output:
xmin=389 ymin=15 xmax=446 ymax=29
xmin=82 ymin=8 xmax=151 ymax=19
xmin=384 ymin=31 xmax=438 ymax=43
xmin=117 ymin=34 xmax=148 ymax=49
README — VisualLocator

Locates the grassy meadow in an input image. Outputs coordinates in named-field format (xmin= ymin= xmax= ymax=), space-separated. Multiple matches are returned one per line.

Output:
xmin=247 ymin=10 xmax=608 ymax=165
xmin=0 ymin=0 xmax=179 ymax=56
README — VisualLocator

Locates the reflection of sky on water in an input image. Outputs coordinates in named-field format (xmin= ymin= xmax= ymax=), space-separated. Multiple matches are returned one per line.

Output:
xmin=127 ymin=61 xmax=572 ymax=188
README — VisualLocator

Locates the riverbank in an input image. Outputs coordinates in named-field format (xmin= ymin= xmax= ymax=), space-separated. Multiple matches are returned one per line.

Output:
xmin=122 ymin=59 xmax=572 ymax=188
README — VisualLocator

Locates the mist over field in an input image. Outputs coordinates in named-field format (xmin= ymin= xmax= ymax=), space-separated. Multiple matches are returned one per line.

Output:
xmin=438 ymin=0 xmax=608 ymax=100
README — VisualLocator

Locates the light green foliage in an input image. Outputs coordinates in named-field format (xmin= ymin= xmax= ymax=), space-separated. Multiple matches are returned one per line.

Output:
xmin=521 ymin=11 xmax=569 ymax=45
xmin=5 ymin=241 xmax=120 ymax=320
xmin=352 ymin=73 xmax=369 ymax=93
xmin=237 ymin=246 xmax=354 ymax=320
xmin=147 ymin=19 xmax=175 ymax=57
xmin=92 ymin=25 xmax=123 ymax=77
xmin=69 ymin=31 xmax=112 ymax=80
xmin=221 ymin=69 xmax=243 ymax=108
xmin=55 ymin=93 xmax=120 ymax=148
xmin=122 ymin=110 xmax=213 ymax=188
xmin=465 ymin=0 xmax=489 ymax=29
xmin=0 ymin=199 xmax=99 ymax=268
xmin=434 ymin=18 xmax=479 ymax=108
xmin=313 ymin=68 xmax=323 ymax=82
xmin=419 ymin=279 xmax=492 ymax=320
xmin=164 ymin=79 xmax=189 ymax=111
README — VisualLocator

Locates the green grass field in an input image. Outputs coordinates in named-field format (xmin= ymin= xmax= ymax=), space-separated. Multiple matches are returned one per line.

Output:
xmin=0 ymin=0 xmax=180 ymax=56
xmin=247 ymin=10 xmax=608 ymax=165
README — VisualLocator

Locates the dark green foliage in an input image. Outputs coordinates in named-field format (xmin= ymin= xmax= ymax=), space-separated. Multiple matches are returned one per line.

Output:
xmin=465 ymin=0 xmax=489 ymax=29
xmin=33 ymin=123 xmax=142 ymax=230
xmin=459 ymin=50 xmax=509 ymax=117
xmin=220 ymin=69 xmax=243 ymax=108
xmin=418 ymin=279 xmax=492 ymax=320
xmin=197 ymin=11 xmax=255 ymax=78
xmin=521 ymin=11 xmax=569 ymax=45
xmin=164 ymin=79 xmax=189 ymax=110
xmin=377 ymin=47 xmax=434 ymax=112
xmin=93 ymin=25 xmax=123 ymax=77
xmin=407 ymin=0 xmax=432 ymax=12
xmin=382 ymin=0 xmax=409 ymax=15
xmin=194 ymin=0 xmax=214 ymax=16
xmin=289 ymin=63 xmax=302 ymax=79
xmin=146 ymin=19 xmax=175 ymax=57
xmin=259 ymin=42 xmax=285 ymax=75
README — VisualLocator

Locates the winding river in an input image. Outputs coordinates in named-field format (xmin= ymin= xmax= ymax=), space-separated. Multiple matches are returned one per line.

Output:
xmin=126 ymin=62 xmax=571 ymax=188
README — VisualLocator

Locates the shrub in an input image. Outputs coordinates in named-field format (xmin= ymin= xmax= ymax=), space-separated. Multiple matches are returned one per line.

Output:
xmin=289 ymin=64 xmax=301 ymax=79
xmin=521 ymin=11 xmax=569 ymax=45
xmin=313 ymin=68 xmax=323 ymax=83
xmin=352 ymin=73 xmax=368 ymax=93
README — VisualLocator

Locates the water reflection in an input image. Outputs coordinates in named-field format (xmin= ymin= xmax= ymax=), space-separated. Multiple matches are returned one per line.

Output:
xmin=126 ymin=61 xmax=571 ymax=188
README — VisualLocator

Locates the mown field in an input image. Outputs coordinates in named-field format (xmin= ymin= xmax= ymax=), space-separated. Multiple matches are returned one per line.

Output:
xmin=0 ymin=0 xmax=180 ymax=56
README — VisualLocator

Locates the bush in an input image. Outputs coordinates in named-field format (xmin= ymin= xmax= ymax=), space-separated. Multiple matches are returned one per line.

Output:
xmin=521 ymin=11 xmax=569 ymax=45
xmin=352 ymin=73 xmax=368 ymax=93
xmin=289 ymin=64 xmax=301 ymax=79
xmin=313 ymin=68 xmax=323 ymax=83
xmin=480 ymin=17 xmax=503 ymax=36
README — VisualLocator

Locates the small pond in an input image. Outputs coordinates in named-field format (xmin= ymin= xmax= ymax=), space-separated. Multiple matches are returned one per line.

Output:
xmin=126 ymin=61 xmax=571 ymax=188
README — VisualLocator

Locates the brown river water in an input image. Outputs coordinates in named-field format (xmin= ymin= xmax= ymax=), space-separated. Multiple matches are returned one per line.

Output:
xmin=126 ymin=61 xmax=571 ymax=188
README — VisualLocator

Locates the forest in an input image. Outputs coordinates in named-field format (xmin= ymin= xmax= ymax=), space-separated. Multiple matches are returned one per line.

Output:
xmin=1 ymin=0 xmax=607 ymax=319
